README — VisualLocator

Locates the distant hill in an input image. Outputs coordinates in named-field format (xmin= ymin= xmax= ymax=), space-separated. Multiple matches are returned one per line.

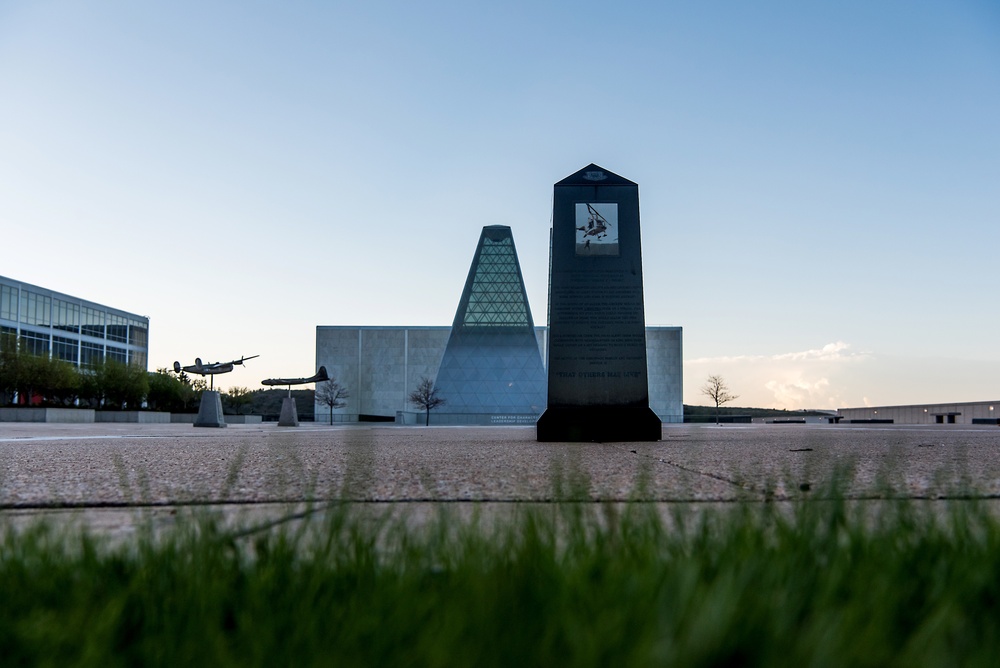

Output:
xmin=247 ymin=389 xmax=315 ymax=421
xmin=684 ymin=405 xmax=833 ymax=421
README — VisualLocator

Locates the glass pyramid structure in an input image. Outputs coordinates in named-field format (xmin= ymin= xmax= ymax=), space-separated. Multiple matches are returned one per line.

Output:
xmin=434 ymin=226 xmax=547 ymax=416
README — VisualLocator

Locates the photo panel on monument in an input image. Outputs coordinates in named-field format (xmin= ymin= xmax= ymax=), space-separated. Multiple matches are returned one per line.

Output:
xmin=575 ymin=203 xmax=619 ymax=256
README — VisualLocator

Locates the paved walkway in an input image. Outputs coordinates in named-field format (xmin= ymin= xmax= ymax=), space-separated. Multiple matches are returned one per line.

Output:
xmin=3 ymin=422 xmax=1000 ymax=536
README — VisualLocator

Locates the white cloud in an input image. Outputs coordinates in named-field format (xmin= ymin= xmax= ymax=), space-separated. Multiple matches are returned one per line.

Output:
xmin=687 ymin=341 xmax=866 ymax=366
xmin=771 ymin=341 xmax=862 ymax=362
xmin=685 ymin=342 xmax=1000 ymax=410
xmin=686 ymin=342 xmax=866 ymax=410
xmin=764 ymin=377 xmax=833 ymax=409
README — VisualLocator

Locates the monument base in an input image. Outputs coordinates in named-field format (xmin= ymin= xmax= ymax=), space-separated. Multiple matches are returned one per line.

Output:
xmin=277 ymin=396 xmax=299 ymax=427
xmin=536 ymin=406 xmax=661 ymax=442
xmin=194 ymin=391 xmax=227 ymax=428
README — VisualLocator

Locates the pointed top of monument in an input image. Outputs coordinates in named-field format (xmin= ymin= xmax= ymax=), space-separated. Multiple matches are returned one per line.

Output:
xmin=451 ymin=225 xmax=535 ymax=331
xmin=555 ymin=163 xmax=636 ymax=187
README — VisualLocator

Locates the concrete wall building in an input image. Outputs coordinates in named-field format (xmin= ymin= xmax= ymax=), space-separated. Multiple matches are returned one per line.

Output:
xmin=316 ymin=326 xmax=451 ymax=423
xmin=646 ymin=327 xmax=684 ymax=422
xmin=315 ymin=325 xmax=683 ymax=424
xmin=0 ymin=275 xmax=149 ymax=370
xmin=314 ymin=223 xmax=683 ymax=425
xmin=838 ymin=401 xmax=1000 ymax=425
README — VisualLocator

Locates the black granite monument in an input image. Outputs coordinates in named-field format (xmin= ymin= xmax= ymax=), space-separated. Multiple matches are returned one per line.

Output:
xmin=536 ymin=164 xmax=661 ymax=442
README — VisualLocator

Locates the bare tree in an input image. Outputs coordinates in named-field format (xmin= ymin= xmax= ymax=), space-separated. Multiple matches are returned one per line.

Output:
xmin=408 ymin=376 xmax=445 ymax=426
xmin=315 ymin=378 xmax=350 ymax=425
xmin=701 ymin=374 xmax=739 ymax=424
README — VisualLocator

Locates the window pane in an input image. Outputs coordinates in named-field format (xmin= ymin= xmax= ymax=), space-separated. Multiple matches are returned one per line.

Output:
xmin=129 ymin=350 xmax=148 ymax=369
xmin=52 ymin=335 xmax=79 ymax=364
xmin=82 ymin=306 xmax=105 ymax=338
xmin=1 ymin=325 xmax=16 ymax=350
xmin=53 ymin=299 xmax=80 ymax=334
xmin=0 ymin=285 xmax=16 ymax=321
xmin=129 ymin=319 xmax=148 ymax=347
xmin=19 ymin=292 xmax=51 ymax=327
xmin=107 ymin=313 xmax=128 ymax=343
xmin=81 ymin=342 xmax=104 ymax=367
xmin=20 ymin=329 xmax=50 ymax=356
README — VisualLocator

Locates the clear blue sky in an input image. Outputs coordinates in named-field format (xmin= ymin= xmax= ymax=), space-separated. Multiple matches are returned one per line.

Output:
xmin=2 ymin=1 xmax=998 ymax=409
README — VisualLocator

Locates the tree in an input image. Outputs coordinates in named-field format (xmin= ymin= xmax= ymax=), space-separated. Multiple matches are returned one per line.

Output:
xmin=408 ymin=376 xmax=445 ymax=426
xmin=0 ymin=331 xmax=20 ymax=404
xmin=44 ymin=358 xmax=81 ymax=406
xmin=83 ymin=360 xmax=149 ymax=410
xmin=701 ymin=374 xmax=739 ymax=424
xmin=165 ymin=366 xmax=204 ymax=412
xmin=224 ymin=386 xmax=254 ymax=415
xmin=17 ymin=353 xmax=52 ymax=405
xmin=249 ymin=389 xmax=315 ymax=421
xmin=315 ymin=378 xmax=350 ymax=425
xmin=0 ymin=335 xmax=81 ymax=406
xmin=147 ymin=368 xmax=191 ymax=412
xmin=188 ymin=377 xmax=208 ymax=405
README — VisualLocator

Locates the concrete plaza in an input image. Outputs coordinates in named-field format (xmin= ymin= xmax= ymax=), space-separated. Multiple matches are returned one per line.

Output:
xmin=3 ymin=422 xmax=1000 ymax=536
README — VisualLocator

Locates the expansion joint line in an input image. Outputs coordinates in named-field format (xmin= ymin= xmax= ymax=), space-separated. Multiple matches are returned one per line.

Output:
xmin=621 ymin=445 xmax=760 ymax=495
xmin=222 ymin=502 xmax=339 ymax=541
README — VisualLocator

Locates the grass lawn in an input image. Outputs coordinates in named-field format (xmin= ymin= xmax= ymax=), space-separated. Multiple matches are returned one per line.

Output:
xmin=3 ymin=481 xmax=1000 ymax=667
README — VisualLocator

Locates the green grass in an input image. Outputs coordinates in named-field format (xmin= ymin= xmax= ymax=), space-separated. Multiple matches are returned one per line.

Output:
xmin=2 ymin=495 xmax=1000 ymax=667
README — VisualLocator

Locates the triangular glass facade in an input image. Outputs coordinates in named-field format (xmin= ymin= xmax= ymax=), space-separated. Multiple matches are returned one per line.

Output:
xmin=461 ymin=234 xmax=530 ymax=327
xmin=435 ymin=226 xmax=547 ymax=415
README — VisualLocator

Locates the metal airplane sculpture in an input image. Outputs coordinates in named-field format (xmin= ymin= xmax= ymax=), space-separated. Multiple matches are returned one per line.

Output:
xmin=173 ymin=355 xmax=259 ymax=390
xmin=261 ymin=366 xmax=329 ymax=393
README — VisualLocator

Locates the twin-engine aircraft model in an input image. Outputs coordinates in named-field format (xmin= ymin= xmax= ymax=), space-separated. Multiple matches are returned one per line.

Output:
xmin=173 ymin=355 xmax=259 ymax=389
xmin=261 ymin=366 xmax=329 ymax=388
xmin=261 ymin=366 xmax=331 ymax=427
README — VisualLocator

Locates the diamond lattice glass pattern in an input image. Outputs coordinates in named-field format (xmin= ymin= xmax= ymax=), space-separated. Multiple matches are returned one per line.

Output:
xmin=462 ymin=237 xmax=529 ymax=328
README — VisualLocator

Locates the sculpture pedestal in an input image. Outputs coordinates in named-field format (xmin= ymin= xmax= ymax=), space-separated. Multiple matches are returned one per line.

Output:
xmin=278 ymin=396 xmax=299 ymax=427
xmin=194 ymin=391 xmax=227 ymax=428
xmin=536 ymin=406 xmax=661 ymax=442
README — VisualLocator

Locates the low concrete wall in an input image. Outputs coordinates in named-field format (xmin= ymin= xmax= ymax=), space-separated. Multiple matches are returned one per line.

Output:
xmin=95 ymin=411 xmax=171 ymax=424
xmin=395 ymin=411 xmax=540 ymax=426
xmin=0 ymin=407 xmax=96 ymax=423
xmin=225 ymin=415 xmax=262 ymax=424
xmin=170 ymin=414 xmax=261 ymax=424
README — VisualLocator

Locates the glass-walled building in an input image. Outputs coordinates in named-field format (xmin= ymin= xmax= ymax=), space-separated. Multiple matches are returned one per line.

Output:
xmin=0 ymin=275 xmax=149 ymax=370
